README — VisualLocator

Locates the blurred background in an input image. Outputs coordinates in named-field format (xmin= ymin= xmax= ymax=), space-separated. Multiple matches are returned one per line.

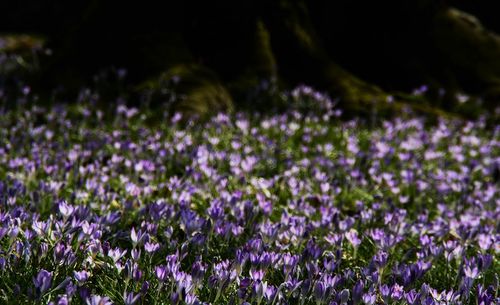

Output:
xmin=1 ymin=0 xmax=500 ymax=119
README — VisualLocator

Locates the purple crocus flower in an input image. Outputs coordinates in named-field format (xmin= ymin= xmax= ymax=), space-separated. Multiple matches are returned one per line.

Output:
xmin=58 ymin=201 xmax=74 ymax=218
xmin=362 ymin=293 xmax=376 ymax=305
xmin=352 ymin=280 xmax=364 ymax=304
xmin=464 ymin=264 xmax=480 ymax=280
xmin=86 ymin=295 xmax=113 ymax=305
xmin=131 ymin=249 xmax=141 ymax=261
xmin=108 ymin=247 xmax=127 ymax=264
xmin=130 ymin=227 xmax=147 ymax=247
xmin=339 ymin=288 xmax=350 ymax=304
xmin=313 ymin=281 xmax=326 ymax=302
xmin=155 ymin=265 xmax=168 ymax=282
xmin=191 ymin=261 xmax=206 ymax=284
xmin=380 ymin=284 xmax=390 ymax=303
xmin=477 ymin=284 xmax=496 ymax=305
xmin=57 ymin=295 xmax=69 ymax=305
xmin=124 ymin=292 xmax=140 ymax=305
xmin=33 ymin=269 xmax=52 ymax=295
xmin=345 ymin=229 xmax=361 ymax=248
xmin=391 ymin=283 xmax=404 ymax=300
xmin=144 ymin=242 xmax=159 ymax=253
xmin=74 ymin=270 xmax=90 ymax=283
xmin=405 ymin=289 xmax=420 ymax=305
xmin=249 ymin=268 xmax=265 ymax=282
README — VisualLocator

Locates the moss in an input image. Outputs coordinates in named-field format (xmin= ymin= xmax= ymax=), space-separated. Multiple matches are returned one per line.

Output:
xmin=253 ymin=19 xmax=278 ymax=79
xmin=433 ymin=8 xmax=500 ymax=96
xmin=0 ymin=34 xmax=44 ymax=53
xmin=140 ymin=64 xmax=233 ymax=118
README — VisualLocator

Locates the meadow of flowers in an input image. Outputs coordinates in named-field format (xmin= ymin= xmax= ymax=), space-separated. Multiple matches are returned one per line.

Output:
xmin=0 ymin=86 xmax=498 ymax=305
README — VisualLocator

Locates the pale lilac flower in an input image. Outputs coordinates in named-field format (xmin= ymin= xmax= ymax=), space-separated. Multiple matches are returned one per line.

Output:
xmin=86 ymin=295 xmax=113 ymax=305
xmin=144 ymin=242 xmax=159 ymax=253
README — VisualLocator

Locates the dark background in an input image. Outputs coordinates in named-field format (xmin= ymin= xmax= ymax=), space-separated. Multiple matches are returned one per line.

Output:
xmin=1 ymin=0 xmax=500 ymax=117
